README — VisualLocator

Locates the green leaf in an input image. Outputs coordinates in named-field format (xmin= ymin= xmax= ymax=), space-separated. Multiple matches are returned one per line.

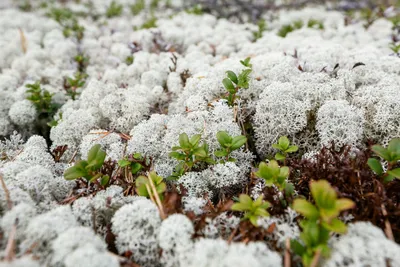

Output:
xmin=278 ymin=136 xmax=290 ymax=150
xmin=384 ymin=174 xmax=395 ymax=182
xmin=231 ymin=203 xmax=249 ymax=211
xmin=388 ymin=168 xmax=400 ymax=178
xmin=371 ymin=145 xmax=390 ymax=161
xmin=311 ymin=180 xmax=336 ymax=210
xmin=239 ymin=194 xmax=253 ymax=206
xmin=216 ymin=131 xmax=232 ymax=147
xmin=275 ymin=152 xmax=286 ymax=161
xmin=292 ymin=199 xmax=319 ymax=220
xmin=131 ymin=162 xmax=142 ymax=174
xmin=249 ymin=215 xmax=259 ymax=226
xmin=100 ymin=175 xmax=110 ymax=186
xmin=87 ymin=144 xmax=101 ymax=163
xmin=169 ymin=151 xmax=186 ymax=160
xmin=214 ymin=149 xmax=228 ymax=157
xmin=387 ymin=138 xmax=400 ymax=160
xmin=222 ymin=78 xmax=235 ymax=92
xmin=226 ymin=71 xmax=238 ymax=84
xmin=190 ymin=134 xmax=202 ymax=147
xmin=179 ymin=133 xmax=191 ymax=148
xmin=231 ymin=135 xmax=247 ymax=150
xmin=193 ymin=147 xmax=207 ymax=158
xmin=367 ymin=158 xmax=383 ymax=175
xmin=285 ymin=145 xmax=298 ymax=153
xmin=64 ymin=164 xmax=87 ymax=180
xmin=335 ymin=198 xmax=355 ymax=211
xmin=279 ymin=166 xmax=290 ymax=178
xmin=322 ymin=218 xmax=347 ymax=234
xmin=290 ymin=239 xmax=306 ymax=256
xmin=118 ymin=159 xmax=131 ymax=167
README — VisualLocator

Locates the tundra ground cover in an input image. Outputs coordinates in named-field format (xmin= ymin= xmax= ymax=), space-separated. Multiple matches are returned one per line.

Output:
xmin=0 ymin=0 xmax=400 ymax=266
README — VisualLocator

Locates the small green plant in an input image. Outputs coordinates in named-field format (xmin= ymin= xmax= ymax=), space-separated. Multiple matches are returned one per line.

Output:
xmin=186 ymin=4 xmax=203 ymax=15
xmin=65 ymin=72 xmax=87 ymax=100
xmin=125 ymin=55 xmax=134 ymax=65
xmin=26 ymin=82 xmax=59 ymax=116
xmin=367 ymin=138 xmax=400 ymax=182
xmin=253 ymin=19 xmax=266 ymax=40
xmin=254 ymin=160 xmax=291 ymax=192
xmin=136 ymin=171 xmax=166 ymax=200
xmin=139 ymin=17 xmax=157 ymax=29
xmin=215 ymin=131 xmax=247 ymax=162
xmin=291 ymin=180 xmax=355 ymax=267
xmin=74 ymin=53 xmax=90 ymax=73
xmin=231 ymin=194 xmax=271 ymax=226
xmin=106 ymin=1 xmax=123 ymax=18
xmin=64 ymin=144 xmax=109 ymax=186
xmin=168 ymin=133 xmax=214 ymax=180
xmin=307 ymin=19 xmax=324 ymax=29
xmin=47 ymin=7 xmax=85 ymax=41
xmin=222 ymin=57 xmax=252 ymax=106
xmin=272 ymin=136 xmax=298 ymax=162
xmin=130 ymin=0 xmax=145 ymax=15
xmin=389 ymin=42 xmax=400 ymax=54
xmin=118 ymin=153 xmax=147 ymax=175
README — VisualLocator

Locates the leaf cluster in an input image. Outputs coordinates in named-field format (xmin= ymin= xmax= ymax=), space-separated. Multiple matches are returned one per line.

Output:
xmin=222 ymin=57 xmax=252 ymax=106
xmin=368 ymin=138 xmax=400 ymax=182
xmin=65 ymin=72 xmax=87 ymax=100
xmin=272 ymin=136 xmax=298 ymax=162
xmin=291 ymin=180 xmax=355 ymax=266
xmin=254 ymin=160 xmax=292 ymax=194
xmin=106 ymin=1 xmax=123 ymax=18
xmin=118 ymin=153 xmax=148 ymax=176
xmin=136 ymin=171 xmax=166 ymax=200
xmin=168 ymin=133 xmax=213 ymax=180
xmin=64 ymin=144 xmax=109 ymax=186
xmin=215 ymin=131 xmax=246 ymax=163
xmin=231 ymin=194 xmax=270 ymax=226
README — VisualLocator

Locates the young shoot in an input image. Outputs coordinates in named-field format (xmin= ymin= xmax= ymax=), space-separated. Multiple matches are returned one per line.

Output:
xmin=272 ymin=136 xmax=298 ymax=162
xmin=367 ymin=138 xmax=400 ymax=182
xmin=231 ymin=194 xmax=270 ymax=227
xmin=64 ymin=144 xmax=109 ymax=186
xmin=106 ymin=1 xmax=123 ymax=18
xmin=222 ymin=57 xmax=252 ymax=106
xmin=168 ymin=133 xmax=214 ymax=180
xmin=291 ymin=180 xmax=355 ymax=267
xmin=254 ymin=160 xmax=292 ymax=195
xmin=215 ymin=131 xmax=247 ymax=163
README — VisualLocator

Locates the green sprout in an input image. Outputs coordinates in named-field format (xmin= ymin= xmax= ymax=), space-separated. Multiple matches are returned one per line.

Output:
xmin=215 ymin=131 xmax=247 ymax=163
xmin=26 ymin=82 xmax=59 ymax=116
xmin=139 ymin=17 xmax=157 ymax=29
xmin=222 ymin=57 xmax=252 ymax=106
xmin=389 ymin=42 xmax=400 ymax=54
xmin=130 ymin=0 xmax=145 ymax=15
xmin=186 ymin=4 xmax=203 ymax=15
xmin=231 ymin=194 xmax=271 ymax=226
xmin=291 ymin=180 xmax=355 ymax=267
xmin=118 ymin=153 xmax=147 ymax=176
xmin=64 ymin=144 xmax=109 ymax=186
xmin=136 ymin=171 xmax=166 ymax=200
xmin=168 ymin=133 xmax=214 ymax=180
xmin=307 ymin=19 xmax=324 ymax=30
xmin=254 ymin=160 xmax=291 ymax=193
xmin=367 ymin=138 xmax=400 ymax=182
xmin=272 ymin=136 xmax=298 ymax=162
xmin=106 ymin=1 xmax=123 ymax=18
xmin=125 ymin=55 xmax=134 ymax=65
xmin=253 ymin=19 xmax=266 ymax=40
xmin=65 ymin=72 xmax=87 ymax=100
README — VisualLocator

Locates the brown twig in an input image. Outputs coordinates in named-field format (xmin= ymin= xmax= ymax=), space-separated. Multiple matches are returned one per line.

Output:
xmin=0 ymin=174 xmax=12 ymax=210
xmin=147 ymin=172 xmax=166 ymax=219
xmin=68 ymin=149 xmax=78 ymax=164
xmin=18 ymin=28 xmax=27 ymax=54
xmin=310 ymin=248 xmax=321 ymax=267
xmin=284 ymin=238 xmax=291 ymax=267
xmin=4 ymin=220 xmax=17 ymax=261
xmin=381 ymin=203 xmax=394 ymax=241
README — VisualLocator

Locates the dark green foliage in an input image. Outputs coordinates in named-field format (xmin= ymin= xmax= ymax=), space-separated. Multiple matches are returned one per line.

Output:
xmin=368 ymin=138 xmax=400 ymax=182
xmin=272 ymin=136 xmax=298 ymax=162
xmin=106 ymin=1 xmax=123 ymax=18
xmin=130 ymin=0 xmax=145 ymax=15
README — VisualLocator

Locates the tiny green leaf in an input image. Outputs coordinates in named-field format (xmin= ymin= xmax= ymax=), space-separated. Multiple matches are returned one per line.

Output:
xmin=131 ymin=162 xmax=142 ymax=174
xmin=226 ymin=71 xmax=238 ymax=84
xmin=231 ymin=135 xmax=247 ymax=150
xmin=278 ymin=136 xmax=290 ymax=150
xmin=118 ymin=159 xmax=131 ymax=167
xmin=293 ymin=199 xmax=319 ymax=220
xmin=367 ymin=158 xmax=383 ymax=175
xmin=388 ymin=168 xmax=400 ymax=178
xmin=179 ymin=133 xmax=191 ymax=148
xmin=216 ymin=131 xmax=232 ymax=147
xmin=222 ymin=78 xmax=235 ymax=92
xmin=275 ymin=152 xmax=286 ymax=161
xmin=371 ymin=145 xmax=390 ymax=161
